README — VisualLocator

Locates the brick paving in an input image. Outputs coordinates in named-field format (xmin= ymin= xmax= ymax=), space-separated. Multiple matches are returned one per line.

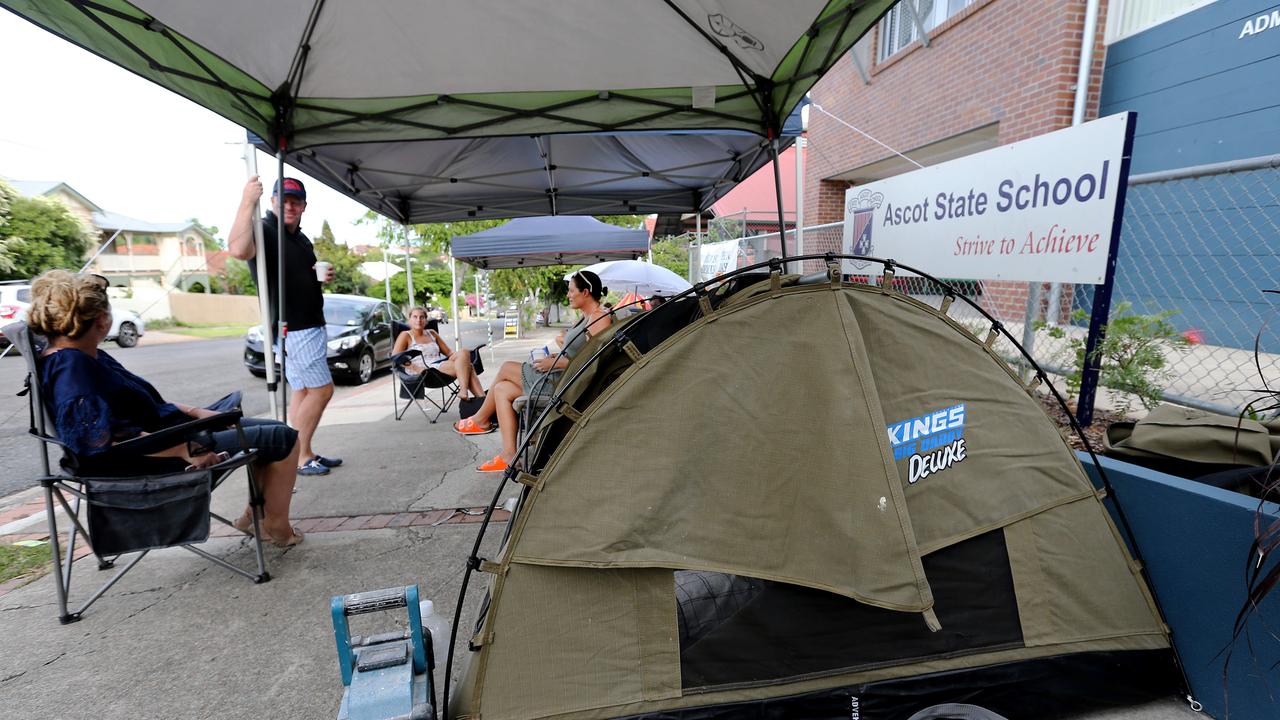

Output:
xmin=0 ymin=505 xmax=511 ymax=599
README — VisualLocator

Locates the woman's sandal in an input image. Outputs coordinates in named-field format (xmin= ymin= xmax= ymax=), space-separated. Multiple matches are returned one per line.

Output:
xmin=453 ymin=417 xmax=496 ymax=435
xmin=232 ymin=513 xmax=255 ymax=535
xmin=265 ymin=527 xmax=305 ymax=548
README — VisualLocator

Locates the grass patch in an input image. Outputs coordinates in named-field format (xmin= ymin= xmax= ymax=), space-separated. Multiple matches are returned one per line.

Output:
xmin=169 ymin=324 xmax=253 ymax=339
xmin=0 ymin=542 xmax=49 ymax=585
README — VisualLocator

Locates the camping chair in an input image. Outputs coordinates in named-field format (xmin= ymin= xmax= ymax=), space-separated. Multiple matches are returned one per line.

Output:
xmin=3 ymin=322 xmax=271 ymax=624
xmin=391 ymin=345 xmax=485 ymax=423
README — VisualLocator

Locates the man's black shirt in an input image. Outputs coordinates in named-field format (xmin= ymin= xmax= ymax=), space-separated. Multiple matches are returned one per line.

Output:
xmin=248 ymin=211 xmax=326 ymax=336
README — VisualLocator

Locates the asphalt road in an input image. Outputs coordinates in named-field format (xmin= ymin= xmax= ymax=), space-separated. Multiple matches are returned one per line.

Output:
xmin=0 ymin=319 xmax=497 ymax=500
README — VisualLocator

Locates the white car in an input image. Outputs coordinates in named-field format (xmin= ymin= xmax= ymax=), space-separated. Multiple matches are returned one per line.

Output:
xmin=108 ymin=307 xmax=145 ymax=348
xmin=0 ymin=282 xmax=144 ymax=348
xmin=0 ymin=282 xmax=32 ymax=326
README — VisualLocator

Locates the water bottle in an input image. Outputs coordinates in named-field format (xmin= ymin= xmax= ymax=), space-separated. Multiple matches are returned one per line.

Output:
xmin=418 ymin=599 xmax=450 ymax=670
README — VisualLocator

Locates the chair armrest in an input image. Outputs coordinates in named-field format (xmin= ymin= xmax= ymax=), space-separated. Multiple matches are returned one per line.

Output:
xmin=111 ymin=410 xmax=244 ymax=457
xmin=391 ymin=349 xmax=422 ymax=367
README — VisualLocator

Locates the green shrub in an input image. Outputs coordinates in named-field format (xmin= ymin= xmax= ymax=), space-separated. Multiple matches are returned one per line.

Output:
xmin=1036 ymin=302 xmax=1190 ymax=414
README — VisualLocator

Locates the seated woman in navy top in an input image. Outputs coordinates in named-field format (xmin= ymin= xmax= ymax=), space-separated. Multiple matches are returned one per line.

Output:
xmin=28 ymin=269 xmax=304 ymax=547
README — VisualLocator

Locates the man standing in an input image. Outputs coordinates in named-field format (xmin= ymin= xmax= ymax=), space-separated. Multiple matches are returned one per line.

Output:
xmin=229 ymin=176 xmax=342 ymax=476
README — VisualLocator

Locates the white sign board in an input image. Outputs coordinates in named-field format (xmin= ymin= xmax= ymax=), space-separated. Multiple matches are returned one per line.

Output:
xmin=842 ymin=112 xmax=1133 ymax=284
xmin=698 ymin=239 xmax=739 ymax=279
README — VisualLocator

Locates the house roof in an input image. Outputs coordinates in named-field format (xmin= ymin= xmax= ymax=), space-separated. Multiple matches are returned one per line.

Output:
xmin=92 ymin=209 xmax=211 ymax=237
xmin=5 ymin=176 xmax=211 ymax=238
xmin=5 ymin=178 xmax=103 ymax=212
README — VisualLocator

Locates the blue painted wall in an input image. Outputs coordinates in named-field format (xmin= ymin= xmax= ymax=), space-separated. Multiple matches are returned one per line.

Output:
xmin=1095 ymin=0 xmax=1280 ymax=352
xmin=1101 ymin=0 xmax=1280 ymax=174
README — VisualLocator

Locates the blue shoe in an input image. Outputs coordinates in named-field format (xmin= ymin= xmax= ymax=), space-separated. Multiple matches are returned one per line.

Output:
xmin=297 ymin=458 xmax=331 ymax=476
xmin=315 ymin=455 xmax=343 ymax=468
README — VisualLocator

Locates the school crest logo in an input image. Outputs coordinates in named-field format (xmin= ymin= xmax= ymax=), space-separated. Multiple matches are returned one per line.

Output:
xmin=846 ymin=189 xmax=883 ymax=270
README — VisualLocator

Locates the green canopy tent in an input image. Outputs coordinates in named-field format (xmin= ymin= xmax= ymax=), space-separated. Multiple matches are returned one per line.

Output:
xmin=0 ymin=0 xmax=896 ymax=405
xmin=0 ymin=0 xmax=888 ymax=226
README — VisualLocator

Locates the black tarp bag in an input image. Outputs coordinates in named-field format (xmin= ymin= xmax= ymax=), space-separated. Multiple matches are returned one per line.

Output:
xmin=83 ymin=468 xmax=212 ymax=555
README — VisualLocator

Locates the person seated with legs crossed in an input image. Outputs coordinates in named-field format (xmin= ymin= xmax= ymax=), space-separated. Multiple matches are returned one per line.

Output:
xmin=393 ymin=308 xmax=485 ymax=400
xmin=29 ymin=270 xmax=305 ymax=547
xmin=454 ymin=270 xmax=612 ymax=473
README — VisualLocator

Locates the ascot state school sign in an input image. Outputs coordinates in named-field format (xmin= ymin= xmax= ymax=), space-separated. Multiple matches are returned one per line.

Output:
xmin=841 ymin=112 xmax=1134 ymax=284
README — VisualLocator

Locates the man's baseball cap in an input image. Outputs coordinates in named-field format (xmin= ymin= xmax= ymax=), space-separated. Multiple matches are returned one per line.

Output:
xmin=274 ymin=177 xmax=307 ymax=201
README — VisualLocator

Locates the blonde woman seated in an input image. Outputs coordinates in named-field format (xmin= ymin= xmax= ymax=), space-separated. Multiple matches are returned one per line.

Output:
xmin=28 ymin=270 xmax=304 ymax=547
xmin=392 ymin=307 xmax=484 ymax=400
xmin=454 ymin=270 xmax=612 ymax=473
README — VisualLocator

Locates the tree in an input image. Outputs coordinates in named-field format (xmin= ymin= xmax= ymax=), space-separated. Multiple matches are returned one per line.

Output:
xmin=367 ymin=266 xmax=455 ymax=306
xmin=594 ymin=214 xmax=645 ymax=229
xmin=187 ymin=218 xmax=224 ymax=250
xmin=650 ymin=237 xmax=689 ymax=280
xmin=491 ymin=265 xmax=572 ymax=306
xmin=211 ymin=257 xmax=257 ymax=295
xmin=0 ymin=182 xmax=17 ymax=275
xmin=0 ymin=180 xmax=93 ymax=281
xmin=411 ymin=219 xmax=504 ymax=255
xmin=312 ymin=219 xmax=369 ymax=295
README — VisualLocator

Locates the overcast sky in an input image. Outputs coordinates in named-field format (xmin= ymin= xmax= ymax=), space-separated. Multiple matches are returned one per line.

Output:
xmin=0 ymin=11 xmax=382 ymax=247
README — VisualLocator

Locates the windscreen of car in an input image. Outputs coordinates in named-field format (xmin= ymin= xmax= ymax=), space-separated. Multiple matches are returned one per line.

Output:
xmin=16 ymin=289 xmax=31 ymax=302
xmin=324 ymin=300 xmax=372 ymax=327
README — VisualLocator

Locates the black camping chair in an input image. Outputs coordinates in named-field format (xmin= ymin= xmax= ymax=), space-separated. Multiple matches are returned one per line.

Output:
xmin=391 ymin=345 xmax=486 ymax=423
xmin=3 ymin=322 xmax=272 ymax=624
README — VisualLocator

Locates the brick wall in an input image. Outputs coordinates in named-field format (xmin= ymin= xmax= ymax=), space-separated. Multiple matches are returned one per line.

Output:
xmin=804 ymin=0 xmax=1109 ymax=318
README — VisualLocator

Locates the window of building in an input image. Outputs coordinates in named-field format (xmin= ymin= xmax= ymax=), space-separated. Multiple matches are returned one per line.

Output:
xmin=876 ymin=0 xmax=975 ymax=63
xmin=1105 ymin=0 xmax=1218 ymax=43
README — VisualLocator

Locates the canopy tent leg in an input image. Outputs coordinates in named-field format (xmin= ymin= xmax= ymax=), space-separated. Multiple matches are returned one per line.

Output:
xmin=795 ymin=135 xmax=805 ymax=272
xmin=242 ymin=142 xmax=279 ymax=420
xmin=403 ymin=224 xmax=415 ymax=307
xmin=384 ymin=249 xmax=394 ymax=409
xmin=770 ymin=138 xmax=789 ymax=263
xmin=450 ymin=254 xmax=461 ymax=347
xmin=276 ymin=146 xmax=289 ymax=423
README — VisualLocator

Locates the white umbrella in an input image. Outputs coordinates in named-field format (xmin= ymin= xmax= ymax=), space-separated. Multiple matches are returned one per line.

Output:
xmin=566 ymin=260 xmax=692 ymax=298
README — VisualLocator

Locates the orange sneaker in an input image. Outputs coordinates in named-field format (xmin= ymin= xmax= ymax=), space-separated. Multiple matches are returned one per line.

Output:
xmin=477 ymin=455 xmax=509 ymax=473
xmin=454 ymin=417 xmax=495 ymax=435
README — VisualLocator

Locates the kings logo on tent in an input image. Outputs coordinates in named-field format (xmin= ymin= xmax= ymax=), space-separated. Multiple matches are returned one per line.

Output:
xmin=887 ymin=403 xmax=968 ymax=484
xmin=846 ymin=189 xmax=884 ymax=270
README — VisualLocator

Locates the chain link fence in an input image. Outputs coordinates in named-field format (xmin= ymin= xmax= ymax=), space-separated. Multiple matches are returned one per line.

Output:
xmin=685 ymin=156 xmax=1280 ymax=416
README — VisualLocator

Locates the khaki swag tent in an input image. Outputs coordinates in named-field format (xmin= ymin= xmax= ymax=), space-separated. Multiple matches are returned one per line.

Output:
xmin=450 ymin=265 xmax=1174 ymax=720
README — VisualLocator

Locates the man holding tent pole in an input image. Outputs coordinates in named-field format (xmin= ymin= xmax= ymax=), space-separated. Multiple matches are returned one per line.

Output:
xmin=229 ymin=176 xmax=343 ymax=477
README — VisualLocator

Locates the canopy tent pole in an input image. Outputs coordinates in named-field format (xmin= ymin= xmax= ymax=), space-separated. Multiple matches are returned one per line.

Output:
xmin=403 ymin=225 xmax=415 ymax=308
xmin=770 ymin=137 xmax=789 ymax=263
xmin=449 ymin=254 xmax=461 ymax=347
xmin=385 ymin=246 xmax=395 ymax=409
xmin=242 ymin=143 xmax=279 ymax=420
xmin=276 ymin=145 xmax=289 ymax=423
xmin=795 ymin=135 xmax=805 ymax=271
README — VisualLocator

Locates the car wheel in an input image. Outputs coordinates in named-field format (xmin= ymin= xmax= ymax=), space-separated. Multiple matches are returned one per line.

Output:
xmin=115 ymin=322 xmax=139 ymax=348
xmin=356 ymin=349 xmax=374 ymax=384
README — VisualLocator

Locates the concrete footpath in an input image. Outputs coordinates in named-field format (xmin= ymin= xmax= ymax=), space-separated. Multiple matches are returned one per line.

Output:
xmin=0 ymin=324 xmax=1197 ymax=720
xmin=0 ymin=328 xmax=554 ymax=720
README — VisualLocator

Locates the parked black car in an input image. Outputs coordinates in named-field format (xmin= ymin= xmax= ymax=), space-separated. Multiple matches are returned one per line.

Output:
xmin=243 ymin=294 xmax=407 ymax=384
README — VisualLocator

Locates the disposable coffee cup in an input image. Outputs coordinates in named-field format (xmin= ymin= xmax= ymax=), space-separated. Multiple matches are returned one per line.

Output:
xmin=314 ymin=261 xmax=332 ymax=281
xmin=529 ymin=345 xmax=550 ymax=362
